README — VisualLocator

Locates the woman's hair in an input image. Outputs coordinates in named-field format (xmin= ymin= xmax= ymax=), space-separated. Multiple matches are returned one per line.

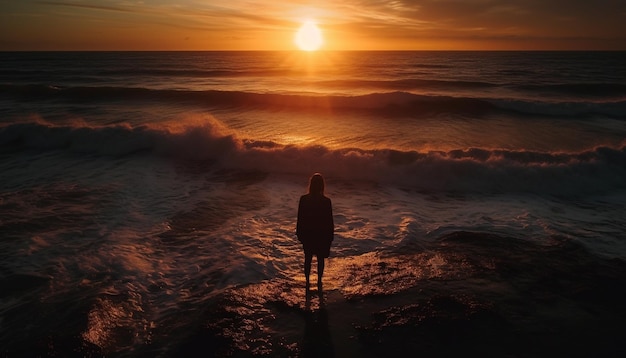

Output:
xmin=308 ymin=173 xmax=325 ymax=195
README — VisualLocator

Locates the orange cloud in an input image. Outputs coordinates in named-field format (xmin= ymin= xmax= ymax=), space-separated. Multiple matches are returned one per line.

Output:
xmin=1 ymin=0 xmax=624 ymax=50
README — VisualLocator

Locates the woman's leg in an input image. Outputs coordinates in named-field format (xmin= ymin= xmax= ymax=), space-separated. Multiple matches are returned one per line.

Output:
xmin=304 ymin=252 xmax=313 ymax=288
xmin=317 ymin=255 xmax=325 ymax=289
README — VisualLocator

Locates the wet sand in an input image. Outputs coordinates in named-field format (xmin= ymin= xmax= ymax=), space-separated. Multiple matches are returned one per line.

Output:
xmin=163 ymin=232 xmax=626 ymax=357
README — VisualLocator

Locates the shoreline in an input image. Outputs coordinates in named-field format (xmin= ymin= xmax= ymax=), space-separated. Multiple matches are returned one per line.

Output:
xmin=162 ymin=231 xmax=626 ymax=357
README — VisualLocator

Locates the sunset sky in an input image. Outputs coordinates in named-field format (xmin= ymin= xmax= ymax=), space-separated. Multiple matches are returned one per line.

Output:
xmin=1 ymin=0 xmax=625 ymax=51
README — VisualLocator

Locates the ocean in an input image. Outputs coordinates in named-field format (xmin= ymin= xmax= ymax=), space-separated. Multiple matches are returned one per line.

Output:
xmin=1 ymin=51 xmax=625 ymax=357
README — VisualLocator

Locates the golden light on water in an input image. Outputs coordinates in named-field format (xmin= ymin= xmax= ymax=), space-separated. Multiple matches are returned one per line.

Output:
xmin=295 ymin=21 xmax=324 ymax=51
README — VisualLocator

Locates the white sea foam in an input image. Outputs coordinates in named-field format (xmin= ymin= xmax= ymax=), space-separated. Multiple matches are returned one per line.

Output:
xmin=2 ymin=119 xmax=624 ymax=196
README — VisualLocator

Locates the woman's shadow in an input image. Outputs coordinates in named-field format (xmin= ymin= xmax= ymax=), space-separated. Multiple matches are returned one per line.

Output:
xmin=301 ymin=290 xmax=335 ymax=357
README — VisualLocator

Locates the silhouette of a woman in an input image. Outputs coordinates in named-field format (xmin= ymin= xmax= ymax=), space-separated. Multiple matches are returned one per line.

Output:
xmin=297 ymin=173 xmax=334 ymax=291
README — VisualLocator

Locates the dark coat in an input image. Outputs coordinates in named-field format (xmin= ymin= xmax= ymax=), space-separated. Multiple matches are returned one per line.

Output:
xmin=296 ymin=193 xmax=334 ymax=257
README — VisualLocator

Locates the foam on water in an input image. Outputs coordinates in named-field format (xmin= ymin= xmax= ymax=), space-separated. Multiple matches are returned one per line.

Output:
xmin=2 ymin=119 xmax=625 ymax=196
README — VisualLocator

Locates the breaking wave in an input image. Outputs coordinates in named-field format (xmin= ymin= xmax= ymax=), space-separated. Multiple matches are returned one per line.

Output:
xmin=2 ymin=120 xmax=625 ymax=195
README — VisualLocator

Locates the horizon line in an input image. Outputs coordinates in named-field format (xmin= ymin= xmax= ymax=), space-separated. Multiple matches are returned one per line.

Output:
xmin=2 ymin=49 xmax=626 ymax=52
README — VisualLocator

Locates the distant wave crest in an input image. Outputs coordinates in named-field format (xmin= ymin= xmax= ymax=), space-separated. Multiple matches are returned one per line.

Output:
xmin=2 ymin=120 xmax=624 ymax=195
xmin=2 ymin=84 xmax=624 ymax=119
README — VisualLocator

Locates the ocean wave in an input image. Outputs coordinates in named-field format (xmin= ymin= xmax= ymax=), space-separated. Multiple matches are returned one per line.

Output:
xmin=491 ymin=98 xmax=626 ymax=118
xmin=514 ymin=82 xmax=626 ymax=98
xmin=2 ymin=120 xmax=625 ymax=195
xmin=2 ymin=84 xmax=625 ymax=119
xmin=0 ymin=67 xmax=297 ymax=79
xmin=315 ymin=78 xmax=499 ymax=91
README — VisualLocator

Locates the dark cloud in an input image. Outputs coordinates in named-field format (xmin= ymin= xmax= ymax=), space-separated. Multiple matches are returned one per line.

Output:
xmin=344 ymin=0 xmax=626 ymax=48
xmin=38 ymin=1 xmax=129 ymax=13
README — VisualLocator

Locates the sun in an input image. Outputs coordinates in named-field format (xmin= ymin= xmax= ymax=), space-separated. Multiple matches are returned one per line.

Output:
xmin=294 ymin=21 xmax=324 ymax=51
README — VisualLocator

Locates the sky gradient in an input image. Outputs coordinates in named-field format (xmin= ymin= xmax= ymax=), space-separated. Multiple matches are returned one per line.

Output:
xmin=1 ymin=0 xmax=625 ymax=51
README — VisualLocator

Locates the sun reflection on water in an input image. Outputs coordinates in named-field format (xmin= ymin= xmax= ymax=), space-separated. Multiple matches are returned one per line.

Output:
xmin=82 ymin=295 xmax=151 ymax=351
